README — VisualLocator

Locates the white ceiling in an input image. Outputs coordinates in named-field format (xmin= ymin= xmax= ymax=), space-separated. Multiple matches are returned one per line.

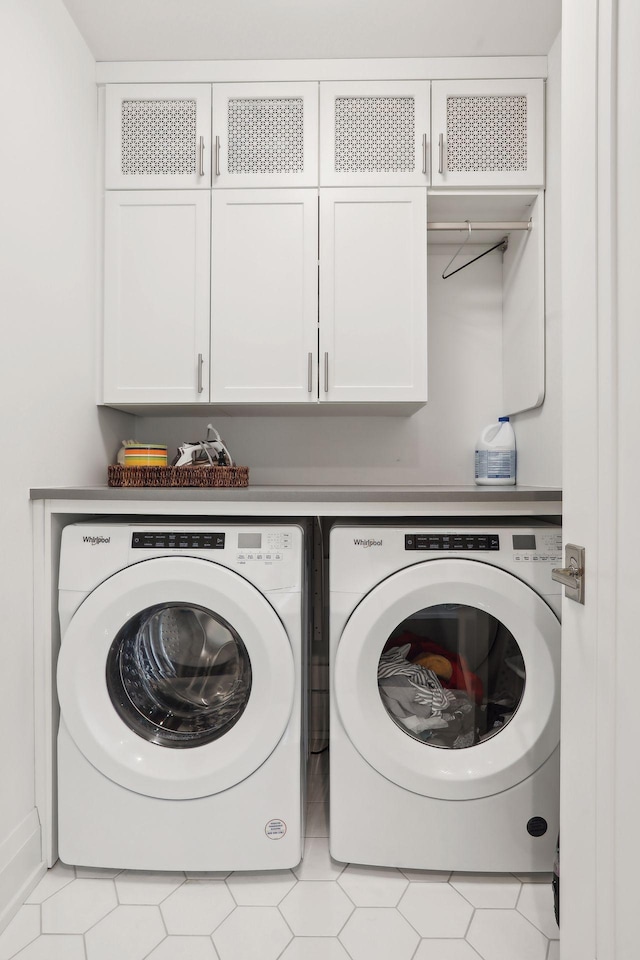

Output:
xmin=61 ymin=0 xmax=561 ymax=63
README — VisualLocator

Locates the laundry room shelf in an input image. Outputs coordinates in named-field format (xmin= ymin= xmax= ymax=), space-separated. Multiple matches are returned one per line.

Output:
xmin=107 ymin=465 xmax=250 ymax=487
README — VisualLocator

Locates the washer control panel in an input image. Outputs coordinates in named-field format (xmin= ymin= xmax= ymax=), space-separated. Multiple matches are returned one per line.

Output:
xmin=237 ymin=530 xmax=292 ymax=563
xmin=405 ymin=534 xmax=500 ymax=551
xmin=132 ymin=531 xmax=225 ymax=550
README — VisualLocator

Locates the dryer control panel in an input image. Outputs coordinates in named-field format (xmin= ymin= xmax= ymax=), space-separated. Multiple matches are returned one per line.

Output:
xmin=405 ymin=534 xmax=499 ymax=551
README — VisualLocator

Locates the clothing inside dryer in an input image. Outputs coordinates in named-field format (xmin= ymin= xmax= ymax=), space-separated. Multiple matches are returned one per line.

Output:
xmin=378 ymin=603 xmax=525 ymax=749
xmin=106 ymin=602 xmax=252 ymax=748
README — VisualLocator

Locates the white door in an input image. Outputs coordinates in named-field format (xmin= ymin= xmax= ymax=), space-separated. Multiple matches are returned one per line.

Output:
xmin=319 ymin=188 xmax=427 ymax=403
xmin=57 ymin=557 xmax=295 ymax=800
xmin=430 ymin=79 xmax=545 ymax=188
xmin=561 ymin=2 xmax=640 ymax=959
xmin=212 ymin=82 xmax=318 ymax=188
xmin=105 ymin=84 xmax=212 ymax=190
xmin=334 ymin=560 xmax=560 ymax=799
xmin=103 ymin=191 xmax=211 ymax=405
xmin=320 ymin=80 xmax=430 ymax=186
xmin=210 ymin=189 xmax=318 ymax=404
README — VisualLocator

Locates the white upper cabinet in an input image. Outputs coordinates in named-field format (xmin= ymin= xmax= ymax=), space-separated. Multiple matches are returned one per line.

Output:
xmin=319 ymin=188 xmax=428 ymax=403
xmin=103 ymin=191 xmax=211 ymax=404
xmin=210 ymin=190 xmax=318 ymax=403
xmin=320 ymin=81 xmax=431 ymax=187
xmin=212 ymin=83 xmax=319 ymax=188
xmin=105 ymin=83 xmax=212 ymax=189
xmin=430 ymin=79 xmax=545 ymax=188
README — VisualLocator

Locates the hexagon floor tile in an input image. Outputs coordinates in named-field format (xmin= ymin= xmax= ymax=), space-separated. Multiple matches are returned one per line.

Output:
xmin=4 ymin=775 xmax=560 ymax=960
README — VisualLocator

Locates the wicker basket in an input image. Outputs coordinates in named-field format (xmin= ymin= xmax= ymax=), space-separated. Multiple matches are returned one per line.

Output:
xmin=108 ymin=465 xmax=249 ymax=488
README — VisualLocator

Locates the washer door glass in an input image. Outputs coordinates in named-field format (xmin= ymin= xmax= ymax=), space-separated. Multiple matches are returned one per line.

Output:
xmin=57 ymin=556 xmax=296 ymax=800
xmin=107 ymin=603 xmax=252 ymax=748
xmin=378 ymin=603 xmax=525 ymax=750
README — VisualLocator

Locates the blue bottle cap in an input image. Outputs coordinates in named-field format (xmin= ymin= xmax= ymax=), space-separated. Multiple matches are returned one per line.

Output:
xmin=498 ymin=416 xmax=510 ymax=422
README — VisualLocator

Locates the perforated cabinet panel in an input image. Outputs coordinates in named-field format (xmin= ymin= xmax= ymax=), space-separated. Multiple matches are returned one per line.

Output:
xmin=334 ymin=96 xmax=415 ymax=174
xmin=446 ymin=95 xmax=528 ymax=173
xmin=105 ymin=84 xmax=211 ymax=189
xmin=121 ymin=98 xmax=197 ymax=177
xmin=227 ymin=97 xmax=305 ymax=175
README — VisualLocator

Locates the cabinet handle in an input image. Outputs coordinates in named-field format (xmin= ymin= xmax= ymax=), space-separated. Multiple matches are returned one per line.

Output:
xmin=324 ymin=352 xmax=329 ymax=393
xmin=215 ymin=136 xmax=221 ymax=178
xmin=438 ymin=133 xmax=444 ymax=175
xmin=198 ymin=136 xmax=205 ymax=177
xmin=197 ymin=353 xmax=204 ymax=394
xmin=308 ymin=352 xmax=313 ymax=393
xmin=422 ymin=133 xmax=428 ymax=176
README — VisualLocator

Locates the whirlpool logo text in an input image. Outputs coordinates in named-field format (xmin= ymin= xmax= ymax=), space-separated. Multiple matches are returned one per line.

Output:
xmin=353 ymin=538 xmax=383 ymax=548
xmin=82 ymin=535 xmax=111 ymax=545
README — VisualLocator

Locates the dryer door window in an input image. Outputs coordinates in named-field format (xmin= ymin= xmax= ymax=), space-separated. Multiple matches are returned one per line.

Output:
xmin=334 ymin=558 xmax=560 ymax=800
xmin=378 ymin=603 xmax=525 ymax=750
xmin=107 ymin=603 xmax=252 ymax=748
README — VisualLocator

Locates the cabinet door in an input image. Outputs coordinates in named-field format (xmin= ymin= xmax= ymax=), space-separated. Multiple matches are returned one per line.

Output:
xmin=105 ymin=84 xmax=212 ymax=189
xmin=210 ymin=190 xmax=318 ymax=403
xmin=212 ymin=83 xmax=318 ymax=188
xmin=320 ymin=81 xmax=430 ymax=187
xmin=104 ymin=192 xmax=211 ymax=404
xmin=431 ymin=79 xmax=545 ymax=188
xmin=319 ymin=188 xmax=427 ymax=403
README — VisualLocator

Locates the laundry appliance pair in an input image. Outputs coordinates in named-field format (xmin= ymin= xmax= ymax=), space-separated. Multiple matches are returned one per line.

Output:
xmin=57 ymin=520 xmax=309 ymax=872
xmin=329 ymin=519 xmax=562 ymax=874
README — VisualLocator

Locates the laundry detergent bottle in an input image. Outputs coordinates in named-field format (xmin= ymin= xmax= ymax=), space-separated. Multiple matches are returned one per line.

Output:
xmin=474 ymin=417 xmax=516 ymax=485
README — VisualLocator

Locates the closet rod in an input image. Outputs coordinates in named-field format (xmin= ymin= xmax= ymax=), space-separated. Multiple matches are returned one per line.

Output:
xmin=427 ymin=220 xmax=532 ymax=231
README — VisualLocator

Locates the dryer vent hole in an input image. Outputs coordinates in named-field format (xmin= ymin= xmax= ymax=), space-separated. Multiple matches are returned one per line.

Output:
xmin=527 ymin=817 xmax=548 ymax=837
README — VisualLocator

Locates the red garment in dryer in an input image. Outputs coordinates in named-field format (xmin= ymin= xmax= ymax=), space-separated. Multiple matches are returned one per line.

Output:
xmin=384 ymin=632 xmax=484 ymax=704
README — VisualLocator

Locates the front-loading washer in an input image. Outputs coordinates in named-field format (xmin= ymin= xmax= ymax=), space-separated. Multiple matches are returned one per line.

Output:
xmin=329 ymin=519 xmax=562 ymax=873
xmin=57 ymin=520 xmax=308 ymax=871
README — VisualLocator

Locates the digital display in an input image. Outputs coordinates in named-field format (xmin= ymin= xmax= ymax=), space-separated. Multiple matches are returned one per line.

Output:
xmin=238 ymin=533 xmax=262 ymax=549
xmin=512 ymin=535 xmax=536 ymax=549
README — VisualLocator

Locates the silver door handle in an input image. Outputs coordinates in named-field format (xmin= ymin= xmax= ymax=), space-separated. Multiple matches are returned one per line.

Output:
xmin=438 ymin=133 xmax=444 ymax=175
xmin=324 ymin=352 xmax=329 ymax=393
xmin=422 ymin=133 xmax=428 ymax=176
xmin=215 ymin=136 xmax=221 ymax=178
xmin=307 ymin=352 xmax=313 ymax=393
xmin=552 ymin=544 xmax=585 ymax=604
xmin=197 ymin=353 xmax=204 ymax=394
xmin=198 ymin=136 xmax=205 ymax=177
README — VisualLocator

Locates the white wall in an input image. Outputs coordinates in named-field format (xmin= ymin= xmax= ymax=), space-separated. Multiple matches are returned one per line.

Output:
xmin=512 ymin=32 xmax=562 ymax=486
xmin=0 ymin=0 xmax=133 ymax=928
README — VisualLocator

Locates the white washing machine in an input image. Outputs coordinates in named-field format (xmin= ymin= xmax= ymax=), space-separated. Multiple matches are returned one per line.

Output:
xmin=57 ymin=521 xmax=308 ymax=872
xmin=329 ymin=519 xmax=562 ymax=873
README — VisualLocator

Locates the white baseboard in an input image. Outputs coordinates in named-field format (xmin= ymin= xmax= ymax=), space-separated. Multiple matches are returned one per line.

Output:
xmin=0 ymin=810 xmax=45 ymax=934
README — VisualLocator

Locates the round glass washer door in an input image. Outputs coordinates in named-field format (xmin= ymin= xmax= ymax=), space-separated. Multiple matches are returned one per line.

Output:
xmin=57 ymin=556 xmax=295 ymax=800
xmin=334 ymin=559 xmax=560 ymax=801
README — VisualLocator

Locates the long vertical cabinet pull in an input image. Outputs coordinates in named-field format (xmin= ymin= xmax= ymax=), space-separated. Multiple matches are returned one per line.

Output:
xmin=215 ymin=136 xmax=221 ymax=178
xmin=198 ymin=136 xmax=205 ymax=177
xmin=422 ymin=133 xmax=428 ymax=176
xmin=438 ymin=133 xmax=444 ymax=175
xmin=197 ymin=353 xmax=204 ymax=393
xmin=308 ymin=352 xmax=314 ymax=393
xmin=324 ymin=352 xmax=329 ymax=393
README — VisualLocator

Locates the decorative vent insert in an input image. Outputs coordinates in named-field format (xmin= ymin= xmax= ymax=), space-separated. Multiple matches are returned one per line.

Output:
xmin=446 ymin=95 xmax=528 ymax=172
xmin=121 ymin=99 xmax=197 ymax=176
xmin=334 ymin=96 xmax=415 ymax=173
xmin=227 ymin=98 xmax=304 ymax=174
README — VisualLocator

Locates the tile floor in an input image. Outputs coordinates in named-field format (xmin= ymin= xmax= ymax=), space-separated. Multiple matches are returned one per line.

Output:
xmin=0 ymin=752 xmax=560 ymax=960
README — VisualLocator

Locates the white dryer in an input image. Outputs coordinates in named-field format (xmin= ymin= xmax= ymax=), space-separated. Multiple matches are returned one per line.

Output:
xmin=329 ymin=519 xmax=562 ymax=873
xmin=57 ymin=521 xmax=308 ymax=872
